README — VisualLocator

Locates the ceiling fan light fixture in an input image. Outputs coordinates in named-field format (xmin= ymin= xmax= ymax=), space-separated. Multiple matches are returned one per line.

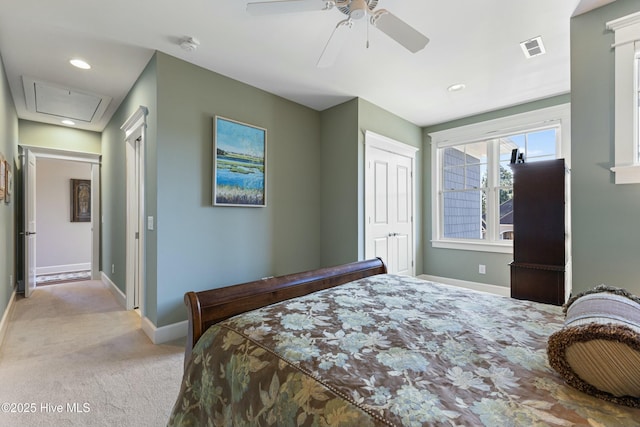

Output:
xmin=349 ymin=0 xmax=368 ymax=20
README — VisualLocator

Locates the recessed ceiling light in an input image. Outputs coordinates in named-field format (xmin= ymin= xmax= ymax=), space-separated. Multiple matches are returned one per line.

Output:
xmin=447 ymin=83 xmax=466 ymax=92
xmin=61 ymin=119 xmax=75 ymax=126
xmin=70 ymin=59 xmax=91 ymax=70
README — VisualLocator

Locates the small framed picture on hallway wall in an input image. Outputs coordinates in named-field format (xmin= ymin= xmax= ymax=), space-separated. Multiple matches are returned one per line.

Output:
xmin=0 ymin=157 xmax=5 ymax=202
xmin=4 ymin=160 xmax=11 ymax=204
xmin=71 ymin=179 xmax=91 ymax=222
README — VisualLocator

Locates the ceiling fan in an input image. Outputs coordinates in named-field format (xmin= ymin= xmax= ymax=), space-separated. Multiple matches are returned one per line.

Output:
xmin=246 ymin=0 xmax=430 ymax=67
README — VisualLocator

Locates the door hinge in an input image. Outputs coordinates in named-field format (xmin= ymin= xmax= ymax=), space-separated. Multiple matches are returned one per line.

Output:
xmin=135 ymin=232 xmax=139 ymax=240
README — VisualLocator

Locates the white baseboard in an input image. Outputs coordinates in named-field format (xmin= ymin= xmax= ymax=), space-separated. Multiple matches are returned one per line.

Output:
xmin=141 ymin=316 xmax=187 ymax=344
xmin=418 ymin=274 xmax=510 ymax=297
xmin=0 ymin=289 xmax=17 ymax=349
xmin=101 ymin=271 xmax=126 ymax=308
xmin=100 ymin=271 xmax=186 ymax=345
xmin=37 ymin=263 xmax=91 ymax=276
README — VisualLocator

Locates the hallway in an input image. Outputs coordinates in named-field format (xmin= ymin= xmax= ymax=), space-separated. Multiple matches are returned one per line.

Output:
xmin=0 ymin=280 xmax=184 ymax=427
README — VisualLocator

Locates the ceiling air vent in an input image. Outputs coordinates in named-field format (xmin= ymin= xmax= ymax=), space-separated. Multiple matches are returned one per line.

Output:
xmin=520 ymin=36 xmax=546 ymax=59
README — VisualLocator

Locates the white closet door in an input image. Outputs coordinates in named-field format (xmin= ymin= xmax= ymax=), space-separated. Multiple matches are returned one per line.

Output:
xmin=365 ymin=132 xmax=417 ymax=275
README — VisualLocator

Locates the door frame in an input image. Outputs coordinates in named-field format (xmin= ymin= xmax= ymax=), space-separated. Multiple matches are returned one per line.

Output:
xmin=19 ymin=145 xmax=101 ymax=292
xmin=364 ymin=130 xmax=418 ymax=275
xmin=22 ymin=148 xmax=36 ymax=298
xmin=121 ymin=106 xmax=148 ymax=313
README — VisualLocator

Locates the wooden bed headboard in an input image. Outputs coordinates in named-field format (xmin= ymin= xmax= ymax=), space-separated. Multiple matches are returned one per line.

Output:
xmin=183 ymin=258 xmax=387 ymax=363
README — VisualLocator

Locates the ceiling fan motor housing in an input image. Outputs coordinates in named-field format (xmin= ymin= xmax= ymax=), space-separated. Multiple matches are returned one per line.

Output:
xmin=338 ymin=0 xmax=378 ymax=19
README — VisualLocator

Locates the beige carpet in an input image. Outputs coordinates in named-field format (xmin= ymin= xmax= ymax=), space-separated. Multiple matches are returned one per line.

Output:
xmin=0 ymin=280 xmax=185 ymax=427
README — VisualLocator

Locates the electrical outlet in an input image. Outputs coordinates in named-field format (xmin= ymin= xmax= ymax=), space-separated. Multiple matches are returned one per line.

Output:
xmin=479 ymin=264 xmax=486 ymax=274
xmin=111 ymin=264 xmax=115 ymax=274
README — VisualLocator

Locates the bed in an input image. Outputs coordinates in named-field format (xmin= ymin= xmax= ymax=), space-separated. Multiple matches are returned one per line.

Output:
xmin=168 ymin=258 xmax=640 ymax=426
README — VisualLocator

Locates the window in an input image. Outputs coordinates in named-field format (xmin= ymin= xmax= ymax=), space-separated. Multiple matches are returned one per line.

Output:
xmin=430 ymin=104 xmax=570 ymax=253
xmin=607 ymin=11 xmax=640 ymax=184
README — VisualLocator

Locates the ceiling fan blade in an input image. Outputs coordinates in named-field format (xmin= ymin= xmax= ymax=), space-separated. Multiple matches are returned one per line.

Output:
xmin=317 ymin=19 xmax=352 ymax=68
xmin=371 ymin=9 xmax=429 ymax=53
xmin=246 ymin=0 xmax=328 ymax=15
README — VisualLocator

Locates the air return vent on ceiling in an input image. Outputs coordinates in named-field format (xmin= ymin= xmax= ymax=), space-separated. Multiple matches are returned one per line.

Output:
xmin=22 ymin=76 xmax=111 ymax=123
xmin=520 ymin=36 xmax=546 ymax=59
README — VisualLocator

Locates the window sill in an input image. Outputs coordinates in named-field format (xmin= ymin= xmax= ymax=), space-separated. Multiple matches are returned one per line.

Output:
xmin=610 ymin=164 xmax=640 ymax=184
xmin=431 ymin=239 xmax=513 ymax=254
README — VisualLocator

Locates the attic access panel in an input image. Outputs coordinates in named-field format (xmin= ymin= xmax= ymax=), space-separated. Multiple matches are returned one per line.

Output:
xmin=22 ymin=77 xmax=111 ymax=123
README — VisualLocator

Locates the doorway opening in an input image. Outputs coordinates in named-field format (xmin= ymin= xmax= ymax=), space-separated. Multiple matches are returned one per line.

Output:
xmin=19 ymin=146 xmax=101 ymax=297
xmin=121 ymin=106 xmax=148 ymax=314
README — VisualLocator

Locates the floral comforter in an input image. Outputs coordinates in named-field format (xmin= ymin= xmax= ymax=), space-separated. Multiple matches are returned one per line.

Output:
xmin=168 ymin=274 xmax=640 ymax=426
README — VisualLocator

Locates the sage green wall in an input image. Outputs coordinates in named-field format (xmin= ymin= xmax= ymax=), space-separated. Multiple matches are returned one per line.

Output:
xmin=103 ymin=51 xmax=421 ymax=329
xmin=318 ymin=98 xmax=423 ymax=271
xmin=357 ymin=98 xmax=423 ymax=273
xmin=319 ymin=99 xmax=359 ymax=267
xmin=0 ymin=52 xmax=18 ymax=326
xmin=422 ymin=94 xmax=571 ymax=287
xmin=154 ymin=52 xmax=321 ymax=326
xmin=18 ymin=120 xmax=101 ymax=154
xmin=101 ymin=53 xmax=158 ymax=323
xmin=571 ymin=0 xmax=640 ymax=296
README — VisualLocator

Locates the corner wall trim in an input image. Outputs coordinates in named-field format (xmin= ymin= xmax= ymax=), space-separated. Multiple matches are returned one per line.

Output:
xmin=0 ymin=290 xmax=17 ymax=349
xmin=141 ymin=317 xmax=188 ymax=344
xmin=101 ymin=271 xmax=126 ymax=308
xmin=418 ymin=274 xmax=510 ymax=297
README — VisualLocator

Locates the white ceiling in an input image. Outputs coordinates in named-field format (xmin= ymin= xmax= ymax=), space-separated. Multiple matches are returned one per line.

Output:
xmin=0 ymin=0 xmax=615 ymax=132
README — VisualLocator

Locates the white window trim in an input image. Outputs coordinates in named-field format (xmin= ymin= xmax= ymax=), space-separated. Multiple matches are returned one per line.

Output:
xmin=607 ymin=11 xmax=640 ymax=184
xmin=429 ymin=103 xmax=571 ymax=253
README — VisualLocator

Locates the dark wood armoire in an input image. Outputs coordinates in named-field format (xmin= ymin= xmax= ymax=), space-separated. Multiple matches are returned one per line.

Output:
xmin=510 ymin=159 xmax=568 ymax=306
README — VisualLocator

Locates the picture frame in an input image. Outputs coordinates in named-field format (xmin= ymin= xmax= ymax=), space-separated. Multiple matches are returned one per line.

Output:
xmin=71 ymin=179 xmax=91 ymax=222
xmin=0 ymin=157 xmax=5 ymax=202
xmin=213 ymin=115 xmax=266 ymax=207
xmin=4 ymin=161 xmax=11 ymax=204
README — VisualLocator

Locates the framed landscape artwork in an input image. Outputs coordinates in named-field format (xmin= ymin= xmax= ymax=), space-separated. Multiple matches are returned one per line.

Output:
xmin=71 ymin=179 xmax=91 ymax=222
xmin=213 ymin=116 xmax=266 ymax=207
